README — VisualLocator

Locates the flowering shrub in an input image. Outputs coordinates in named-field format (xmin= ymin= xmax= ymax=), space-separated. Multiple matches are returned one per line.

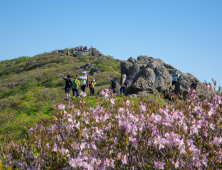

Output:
xmin=0 ymin=88 xmax=222 ymax=169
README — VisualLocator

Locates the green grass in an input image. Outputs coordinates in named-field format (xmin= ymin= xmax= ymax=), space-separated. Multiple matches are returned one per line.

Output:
xmin=0 ymin=48 xmax=122 ymax=138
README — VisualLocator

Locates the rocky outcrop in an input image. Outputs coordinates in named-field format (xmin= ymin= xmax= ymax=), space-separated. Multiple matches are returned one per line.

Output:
xmin=121 ymin=56 xmax=178 ymax=95
xmin=121 ymin=56 xmax=212 ymax=99
xmin=175 ymin=73 xmax=213 ymax=99
xmin=89 ymin=67 xmax=100 ymax=76
xmin=53 ymin=50 xmax=59 ymax=55
xmin=4 ymin=62 xmax=16 ymax=69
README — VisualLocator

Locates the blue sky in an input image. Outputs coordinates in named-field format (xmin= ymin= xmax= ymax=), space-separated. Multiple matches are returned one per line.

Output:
xmin=0 ymin=0 xmax=221 ymax=87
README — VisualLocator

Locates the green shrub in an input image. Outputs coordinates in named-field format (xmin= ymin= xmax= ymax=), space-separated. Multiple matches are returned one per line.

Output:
xmin=81 ymin=56 xmax=89 ymax=62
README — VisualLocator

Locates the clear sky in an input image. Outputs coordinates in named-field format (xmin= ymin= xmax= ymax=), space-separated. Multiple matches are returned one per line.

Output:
xmin=0 ymin=0 xmax=221 ymax=87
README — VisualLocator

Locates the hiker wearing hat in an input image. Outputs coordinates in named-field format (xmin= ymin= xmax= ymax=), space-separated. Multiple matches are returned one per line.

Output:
xmin=89 ymin=78 xmax=96 ymax=96
xmin=78 ymin=71 xmax=87 ymax=92
xmin=61 ymin=74 xmax=73 ymax=100
xmin=172 ymin=70 xmax=179 ymax=86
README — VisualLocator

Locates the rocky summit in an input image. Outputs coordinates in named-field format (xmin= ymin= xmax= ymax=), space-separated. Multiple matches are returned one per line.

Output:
xmin=121 ymin=55 xmax=212 ymax=99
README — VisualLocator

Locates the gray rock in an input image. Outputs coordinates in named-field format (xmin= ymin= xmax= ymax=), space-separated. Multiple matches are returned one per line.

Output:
xmin=137 ymin=91 xmax=148 ymax=96
xmin=121 ymin=61 xmax=140 ymax=87
xmin=82 ymin=63 xmax=93 ymax=70
xmin=131 ymin=68 xmax=156 ymax=94
xmin=53 ymin=50 xmax=59 ymax=55
xmin=4 ymin=62 xmax=16 ymax=69
xmin=28 ymin=60 xmax=36 ymax=65
xmin=127 ymin=57 xmax=136 ymax=63
xmin=76 ymin=66 xmax=81 ymax=69
xmin=90 ymin=67 xmax=100 ymax=76
xmin=131 ymin=94 xmax=137 ymax=98
xmin=154 ymin=66 xmax=172 ymax=89
xmin=137 ymin=55 xmax=149 ymax=64
xmin=175 ymin=73 xmax=214 ymax=99
xmin=67 ymin=51 xmax=71 ymax=56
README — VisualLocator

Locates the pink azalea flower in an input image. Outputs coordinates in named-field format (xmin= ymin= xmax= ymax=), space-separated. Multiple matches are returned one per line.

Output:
xmin=52 ymin=144 xmax=57 ymax=152
xmin=122 ymin=155 xmax=127 ymax=164
xmin=29 ymin=128 xmax=35 ymax=134
xmin=110 ymin=98 xmax=115 ymax=104
xmin=154 ymin=161 xmax=165 ymax=169
xmin=80 ymin=91 xmax=87 ymax=97
xmin=104 ymin=158 xmax=110 ymax=166
xmin=139 ymin=105 xmax=146 ymax=112
xmin=126 ymin=100 xmax=130 ymax=106
xmin=58 ymin=104 xmax=65 ymax=110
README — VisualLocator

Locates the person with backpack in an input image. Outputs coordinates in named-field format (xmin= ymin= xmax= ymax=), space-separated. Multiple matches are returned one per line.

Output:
xmin=120 ymin=74 xmax=128 ymax=96
xmin=107 ymin=77 xmax=117 ymax=97
xmin=78 ymin=71 xmax=87 ymax=92
xmin=72 ymin=75 xmax=80 ymax=98
xmin=61 ymin=74 xmax=73 ymax=100
xmin=89 ymin=78 xmax=96 ymax=96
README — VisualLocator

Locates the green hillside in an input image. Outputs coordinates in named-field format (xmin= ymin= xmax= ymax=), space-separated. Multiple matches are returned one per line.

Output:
xmin=0 ymin=48 xmax=121 ymax=137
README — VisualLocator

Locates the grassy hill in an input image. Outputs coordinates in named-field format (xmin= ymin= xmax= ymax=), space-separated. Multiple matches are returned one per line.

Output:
xmin=0 ymin=48 xmax=122 ymax=137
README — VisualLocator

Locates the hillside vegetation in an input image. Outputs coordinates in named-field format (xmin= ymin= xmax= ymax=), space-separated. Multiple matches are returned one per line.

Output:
xmin=0 ymin=48 xmax=121 ymax=136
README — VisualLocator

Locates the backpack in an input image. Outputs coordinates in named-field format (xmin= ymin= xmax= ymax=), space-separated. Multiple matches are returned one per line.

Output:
xmin=73 ymin=79 xmax=80 ymax=89
xmin=68 ymin=79 xmax=73 ymax=88
xmin=125 ymin=80 xmax=128 ymax=87
xmin=111 ymin=80 xmax=117 ymax=89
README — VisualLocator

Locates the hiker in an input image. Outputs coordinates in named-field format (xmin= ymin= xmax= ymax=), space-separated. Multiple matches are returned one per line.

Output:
xmin=89 ymin=78 xmax=96 ymax=96
xmin=107 ymin=77 xmax=117 ymax=97
xmin=172 ymin=70 xmax=179 ymax=86
xmin=72 ymin=75 xmax=80 ymax=98
xmin=120 ymin=74 xmax=128 ymax=96
xmin=61 ymin=74 xmax=73 ymax=100
xmin=78 ymin=71 xmax=87 ymax=92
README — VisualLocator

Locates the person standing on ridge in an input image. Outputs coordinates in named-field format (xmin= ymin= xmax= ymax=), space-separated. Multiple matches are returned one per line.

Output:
xmin=72 ymin=75 xmax=80 ymax=98
xmin=120 ymin=74 xmax=128 ymax=96
xmin=172 ymin=70 xmax=179 ymax=86
xmin=61 ymin=74 xmax=73 ymax=100
xmin=89 ymin=78 xmax=96 ymax=96
xmin=78 ymin=71 xmax=87 ymax=92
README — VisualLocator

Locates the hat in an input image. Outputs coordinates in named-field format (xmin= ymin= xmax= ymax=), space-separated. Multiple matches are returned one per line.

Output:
xmin=92 ymin=78 xmax=95 ymax=81
xmin=82 ymin=71 xmax=86 ymax=74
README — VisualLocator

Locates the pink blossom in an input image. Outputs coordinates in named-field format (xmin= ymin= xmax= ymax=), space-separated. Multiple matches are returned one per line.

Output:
xmin=80 ymin=91 xmax=87 ymax=97
xmin=104 ymin=158 xmax=110 ymax=166
xmin=154 ymin=161 xmax=165 ymax=169
xmin=52 ymin=144 xmax=57 ymax=152
xmin=122 ymin=155 xmax=127 ymax=164
xmin=29 ymin=128 xmax=35 ymax=134
xmin=213 ymin=137 xmax=222 ymax=146
xmin=210 ymin=123 xmax=215 ymax=130
xmin=110 ymin=98 xmax=115 ymax=104
xmin=126 ymin=100 xmax=130 ymax=106
xmin=58 ymin=104 xmax=65 ymax=110
xmin=190 ymin=124 xmax=199 ymax=135
xmin=139 ymin=105 xmax=146 ymax=112
xmin=129 ymin=137 xmax=138 ymax=145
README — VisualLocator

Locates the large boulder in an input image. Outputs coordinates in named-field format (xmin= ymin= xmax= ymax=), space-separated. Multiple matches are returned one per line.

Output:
xmin=131 ymin=68 xmax=156 ymax=93
xmin=121 ymin=61 xmax=140 ymax=86
xmin=154 ymin=66 xmax=172 ymax=90
xmin=175 ymin=73 xmax=213 ymax=99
